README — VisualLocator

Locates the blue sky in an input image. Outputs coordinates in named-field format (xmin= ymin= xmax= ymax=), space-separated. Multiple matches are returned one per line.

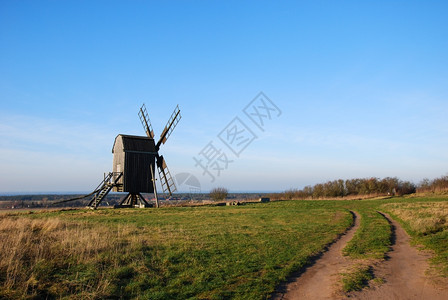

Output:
xmin=1 ymin=1 xmax=447 ymax=193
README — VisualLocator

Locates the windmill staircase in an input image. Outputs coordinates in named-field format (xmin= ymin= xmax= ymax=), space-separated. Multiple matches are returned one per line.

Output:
xmin=87 ymin=172 xmax=123 ymax=209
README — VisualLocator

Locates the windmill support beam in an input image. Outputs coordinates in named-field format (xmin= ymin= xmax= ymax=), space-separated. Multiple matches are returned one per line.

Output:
xmin=150 ymin=163 xmax=160 ymax=208
xmin=114 ymin=193 xmax=151 ymax=208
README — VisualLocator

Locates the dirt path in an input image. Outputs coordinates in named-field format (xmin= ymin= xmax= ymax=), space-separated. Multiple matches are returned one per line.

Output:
xmin=349 ymin=212 xmax=448 ymax=300
xmin=271 ymin=211 xmax=361 ymax=300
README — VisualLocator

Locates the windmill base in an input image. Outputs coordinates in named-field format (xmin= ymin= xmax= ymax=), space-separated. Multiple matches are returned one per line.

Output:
xmin=114 ymin=193 xmax=153 ymax=208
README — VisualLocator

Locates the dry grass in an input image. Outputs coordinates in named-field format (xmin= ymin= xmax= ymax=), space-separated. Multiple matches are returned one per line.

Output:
xmin=320 ymin=194 xmax=391 ymax=201
xmin=383 ymin=202 xmax=448 ymax=235
xmin=382 ymin=200 xmax=448 ymax=276
xmin=0 ymin=216 xmax=149 ymax=299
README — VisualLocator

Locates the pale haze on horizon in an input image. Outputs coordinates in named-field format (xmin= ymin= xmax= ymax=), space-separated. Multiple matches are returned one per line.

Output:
xmin=1 ymin=1 xmax=447 ymax=194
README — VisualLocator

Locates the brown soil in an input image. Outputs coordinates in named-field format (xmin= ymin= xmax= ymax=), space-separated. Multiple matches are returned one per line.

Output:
xmin=348 ymin=212 xmax=448 ymax=300
xmin=271 ymin=211 xmax=361 ymax=300
xmin=271 ymin=211 xmax=448 ymax=300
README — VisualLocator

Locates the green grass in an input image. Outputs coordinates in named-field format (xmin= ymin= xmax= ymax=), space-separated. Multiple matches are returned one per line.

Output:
xmin=341 ymin=265 xmax=374 ymax=292
xmin=0 ymin=201 xmax=352 ymax=299
xmin=1 ymin=196 xmax=447 ymax=299
xmin=342 ymin=209 xmax=391 ymax=259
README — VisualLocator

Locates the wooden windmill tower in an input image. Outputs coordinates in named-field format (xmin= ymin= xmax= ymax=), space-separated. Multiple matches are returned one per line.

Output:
xmin=57 ymin=104 xmax=181 ymax=209
xmin=106 ymin=104 xmax=181 ymax=208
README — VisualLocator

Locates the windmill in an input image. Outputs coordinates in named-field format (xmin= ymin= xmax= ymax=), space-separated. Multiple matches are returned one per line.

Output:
xmin=55 ymin=104 xmax=181 ymax=209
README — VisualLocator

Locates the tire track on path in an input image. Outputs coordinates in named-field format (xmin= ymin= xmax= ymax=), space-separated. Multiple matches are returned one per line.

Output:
xmin=348 ymin=212 xmax=448 ymax=300
xmin=271 ymin=211 xmax=360 ymax=300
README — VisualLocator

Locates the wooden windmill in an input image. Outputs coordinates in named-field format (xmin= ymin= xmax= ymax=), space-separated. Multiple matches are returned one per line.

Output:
xmin=108 ymin=104 xmax=181 ymax=208
xmin=57 ymin=104 xmax=181 ymax=209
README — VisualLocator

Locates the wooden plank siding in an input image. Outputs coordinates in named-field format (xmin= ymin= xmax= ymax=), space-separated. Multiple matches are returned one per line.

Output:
xmin=112 ymin=134 xmax=156 ymax=193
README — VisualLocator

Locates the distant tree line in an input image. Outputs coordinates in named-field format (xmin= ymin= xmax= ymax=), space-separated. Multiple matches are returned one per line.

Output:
xmin=274 ymin=177 xmax=418 ymax=200
xmin=417 ymin=175 xmax=448 ymax=194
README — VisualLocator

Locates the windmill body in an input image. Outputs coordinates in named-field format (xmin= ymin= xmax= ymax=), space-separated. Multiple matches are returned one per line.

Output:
xmin=112 ymin=134 xmax=156 ymax=194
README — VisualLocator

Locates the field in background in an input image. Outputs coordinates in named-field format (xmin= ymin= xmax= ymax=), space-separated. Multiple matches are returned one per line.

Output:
xmin=0 ymin=201 xmax=352 ymax=299
xmin=0 ymin=196 xmax=447 ymax=299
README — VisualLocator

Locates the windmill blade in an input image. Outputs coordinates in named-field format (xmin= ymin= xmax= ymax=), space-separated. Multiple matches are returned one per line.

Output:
xmin=156 ymin=155 xmax=177 ymax=196
xmin=138 ymin=104 xmax=155 ymax=139
xmin=156 ymin=105 xmax=181 ymax=149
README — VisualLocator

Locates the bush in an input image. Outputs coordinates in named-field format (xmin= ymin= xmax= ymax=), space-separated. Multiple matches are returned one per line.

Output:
xmin=209 ymin=187 xmax=228 ymax=202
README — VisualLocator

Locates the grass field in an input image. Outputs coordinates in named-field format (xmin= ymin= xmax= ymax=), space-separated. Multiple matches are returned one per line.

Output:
xmin=0 ymin=196 xmax=447 ymax=299
xmin=0 ymin=202 xmax=352 ymax=299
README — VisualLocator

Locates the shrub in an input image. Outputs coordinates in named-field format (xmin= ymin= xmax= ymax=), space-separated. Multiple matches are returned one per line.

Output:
xmin=209 ymin=187 xmax=228 ymax=202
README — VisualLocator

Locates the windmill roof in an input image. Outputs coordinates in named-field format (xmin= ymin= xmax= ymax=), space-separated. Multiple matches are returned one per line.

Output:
xmin=112 ymin=134 xmax=156 ymax=153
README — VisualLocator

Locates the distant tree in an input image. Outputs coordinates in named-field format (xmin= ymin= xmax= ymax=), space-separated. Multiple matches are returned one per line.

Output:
xmin=396 ymin=180 xmax=416 ymax=196
xmin=432 ymin=175 xmax=448 ymax=192
xmin=313 ymin=183 xmax=324 ymax=198
xmin=303 ymin=185 xmax=313 ymax=197
xmin=419 ymin=178 xmax=431 ymax=190
xmin=345 ymin=179 xmax=361 ymax=196
xmin=416 ymin=176 xmax=448 ymax=194
xmin=283 ymin=189 xmax=295 ymax=200
xmin=210 ymin=187 xmax=228 ymax=201
xmin=382 ymin=177 xmax=400 ymax=195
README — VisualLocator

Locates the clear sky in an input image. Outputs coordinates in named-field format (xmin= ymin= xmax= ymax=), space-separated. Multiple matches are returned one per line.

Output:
xmin=1 ymin=1 xmax=447 ymax=194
